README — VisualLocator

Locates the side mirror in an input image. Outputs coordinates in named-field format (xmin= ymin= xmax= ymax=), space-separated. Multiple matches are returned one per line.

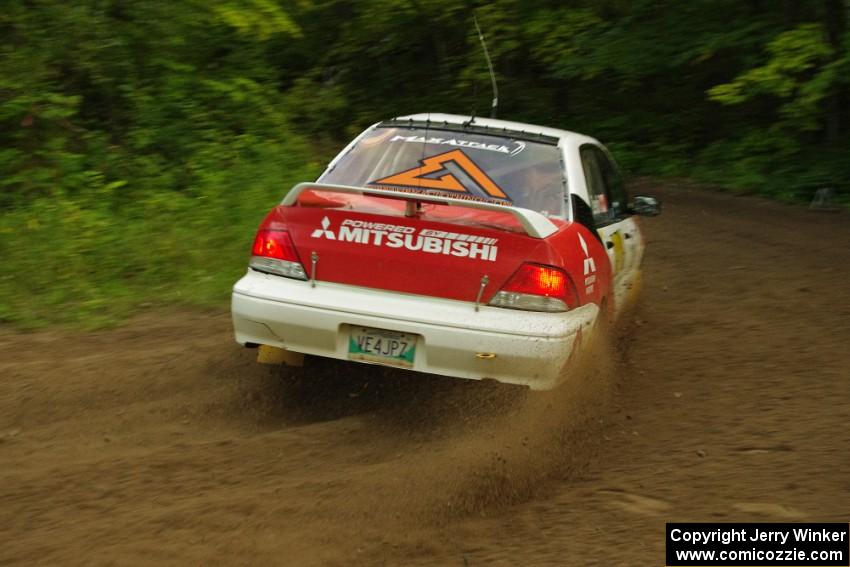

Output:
xmin=629 ymin=195 xmax=661 ymax=216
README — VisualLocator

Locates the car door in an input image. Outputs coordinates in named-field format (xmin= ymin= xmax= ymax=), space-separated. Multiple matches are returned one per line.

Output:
xmin=579 ymin=144 xmax=640 ymax=311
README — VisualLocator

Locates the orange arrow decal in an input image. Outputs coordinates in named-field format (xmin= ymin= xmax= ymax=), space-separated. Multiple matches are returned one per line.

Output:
xmin=371 ymin=149 xmax=508 ymax=199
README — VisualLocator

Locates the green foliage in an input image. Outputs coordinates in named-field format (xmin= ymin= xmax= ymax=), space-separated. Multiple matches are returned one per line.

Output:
xmin=1 ymin=0 xmax=848 ymax=327
xmin=0 ymin=0 xmax=318 ymax=327
xmin=0 ymin=144 xmax=320 ymax=328
xmin=708 ymin=24 xmax=836 ymax=131
xmin=212 ymin=0 xmax=302 ymax=40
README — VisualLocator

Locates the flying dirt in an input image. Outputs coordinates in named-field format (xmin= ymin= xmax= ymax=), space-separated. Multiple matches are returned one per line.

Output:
xmin=1 ymin=184 xmax=848 ymax=566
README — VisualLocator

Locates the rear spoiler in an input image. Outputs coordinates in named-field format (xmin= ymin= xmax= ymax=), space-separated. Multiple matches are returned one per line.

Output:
xmin=282 ymin=182 xmax=559 ymax=239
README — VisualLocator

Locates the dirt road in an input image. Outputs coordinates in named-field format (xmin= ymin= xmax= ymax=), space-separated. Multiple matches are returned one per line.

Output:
xmin=2 ymin=185 xmax=848 ymax=566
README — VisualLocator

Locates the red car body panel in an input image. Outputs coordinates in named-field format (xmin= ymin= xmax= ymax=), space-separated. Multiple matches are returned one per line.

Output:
xmin=256 ymin=190 xmax=612 ymax=308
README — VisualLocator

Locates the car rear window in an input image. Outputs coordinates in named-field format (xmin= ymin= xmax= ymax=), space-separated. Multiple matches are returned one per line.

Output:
xmin=319 ymin=126 xmax=565 ymax=217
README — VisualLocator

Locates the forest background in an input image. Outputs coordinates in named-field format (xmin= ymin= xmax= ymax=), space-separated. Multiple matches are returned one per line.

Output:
xmin=2 ymin=0 xmax=847 ymax=326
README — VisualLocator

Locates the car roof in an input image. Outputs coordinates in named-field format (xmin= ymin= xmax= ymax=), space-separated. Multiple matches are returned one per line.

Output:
xmin=392 ymin=113 xmax=601 ymax=146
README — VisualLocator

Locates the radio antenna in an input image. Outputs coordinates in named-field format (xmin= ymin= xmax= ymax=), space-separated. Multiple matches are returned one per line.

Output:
xmin=473 ymin=13 xmax=498 ymax=119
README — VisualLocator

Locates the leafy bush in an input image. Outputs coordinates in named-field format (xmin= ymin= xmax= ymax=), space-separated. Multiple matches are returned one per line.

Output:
xmin=0 ymin=140 xmax=319 ymax=328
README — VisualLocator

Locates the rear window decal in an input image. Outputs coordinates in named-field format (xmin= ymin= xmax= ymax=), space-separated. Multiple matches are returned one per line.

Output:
xmin=370 ymin=149 xmax=509 ymax=200
xmin=388 ymin=134 xmax=526 ymax=156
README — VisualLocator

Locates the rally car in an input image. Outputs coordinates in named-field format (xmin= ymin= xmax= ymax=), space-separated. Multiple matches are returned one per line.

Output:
xmin=231 ymin=113 xmax=659 ymax=389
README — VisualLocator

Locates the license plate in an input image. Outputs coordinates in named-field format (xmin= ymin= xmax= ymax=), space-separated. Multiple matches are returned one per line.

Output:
xmin=348 ymin=326 xmax=416 ymax=368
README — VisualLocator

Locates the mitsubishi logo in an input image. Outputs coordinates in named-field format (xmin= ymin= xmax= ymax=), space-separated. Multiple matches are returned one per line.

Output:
xmin=577 ymin=233 xmax=596 ymax=276
xmin=578 ymin=233 xmax=597 ymax=296
xmin=311 ymin=216 xmax=336 ymax=239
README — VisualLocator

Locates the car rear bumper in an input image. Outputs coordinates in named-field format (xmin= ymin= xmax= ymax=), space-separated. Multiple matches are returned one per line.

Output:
xmin=231 ymin=270 xmax=599 ymax=389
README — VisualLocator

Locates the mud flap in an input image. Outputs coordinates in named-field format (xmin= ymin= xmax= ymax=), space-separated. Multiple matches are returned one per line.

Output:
xmin=257 ymin=345 xmax=305 ymax=367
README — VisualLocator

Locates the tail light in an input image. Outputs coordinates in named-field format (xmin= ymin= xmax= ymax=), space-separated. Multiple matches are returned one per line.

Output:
xmin=249 ymin=229 xmax=307 ymax=280
xmin=489 ymin=263 xmax=577 ymax=312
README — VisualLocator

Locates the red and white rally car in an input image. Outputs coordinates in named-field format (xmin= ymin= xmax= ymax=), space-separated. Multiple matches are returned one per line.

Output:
xmin=231 ymin=114 xmax=659 ymax=389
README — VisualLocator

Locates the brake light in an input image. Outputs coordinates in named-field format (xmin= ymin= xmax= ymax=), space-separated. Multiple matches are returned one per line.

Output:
xmin=489 ymin=263 xmax=577 ymax=312
xmin=504 ymin=264 xmax=567 ymax=297
xmin=252 ymin=229 xmax=299 ymax=260
xmin=249 ymin=229 xmax=307 ymax=280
